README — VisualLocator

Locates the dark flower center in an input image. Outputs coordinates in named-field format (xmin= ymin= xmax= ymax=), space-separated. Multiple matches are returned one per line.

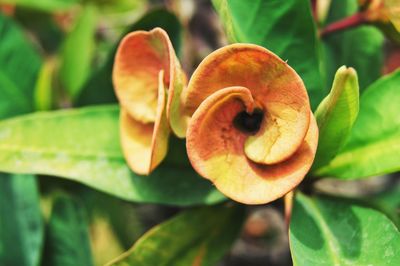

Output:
xmin=233 ymin=109 xmax=263 ymax=134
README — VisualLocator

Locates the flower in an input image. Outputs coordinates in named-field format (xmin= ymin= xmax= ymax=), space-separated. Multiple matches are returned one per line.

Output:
xmin=183 ymin=44 xmax=319 ymax=204
xmin=113 ymin=28 xmax=188 ymax=175
xmin=359 ymin=0 xmax=400 ymax=43
xmin=360 ymin=0 xmax=399 ymax=28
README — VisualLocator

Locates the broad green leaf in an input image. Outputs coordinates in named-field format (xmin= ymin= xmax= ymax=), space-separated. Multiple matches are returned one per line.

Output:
xmin=0 ymin=12 xmax=41 ymax=119
xmin=0 ymin=0 xmax=79 ymax=12
xmin=76 ymin=8 xmax=182 ymax=106
xmin=107 ymin=204 xmax=244 ymax=266
xmin=312 ymin=66 xmax=359 ymax=170
xmin=59 ymin=5 xmax=97 ymax=100
xmin=43 ymin=194 xmax=94 ymax=266
xmin=212 ymin=0 xmax=324 ymax=109
xmin=0 ymin=105 xmax=224 ymax=206
xmin=0 ymin=173 xmax=43 ymax=266
xmin=290 ymin=193 xmax=400 ymax=266
xmin=322 ymin=0 xmax=384 ymax=91
xmin=315 ymin=70 xmax=400 ymax=179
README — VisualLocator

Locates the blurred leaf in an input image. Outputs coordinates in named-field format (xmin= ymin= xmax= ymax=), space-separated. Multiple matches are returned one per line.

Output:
xmin=14 ymin=8 xmax=64 ymax=54
xmin=369 ymin=182 xmax=400 ymax=227
xmin=81 ymin=189 xmax=140 ymax=263
xmin=212 ymin=0 xmax=324 ymax=109
xmin=76 ymin=8 xmax=182 ymax=106
xmin=88 ymin=214 xmax=126 ymax=265
xmin=129 ymin=8 xmax=182 ymax=54
xmin=43 ymin=194 xmax=94 ymax=266
xmin=290 ymin=193 xmax=400 ymax=265
xmin=0 ymin=173 xmax=43 ymax=266
xmin=0 ymin=18 xmax=43 ymax=265
xmin=107 ymin=204 xmax=244 ymax=266
xmin=315 ymin=70 xmax=400 ymax=179
xmin=89 ymin=0 xmax=147 ymax=15
xmin=1 ymin=0 xmax=79 ymax=12
xmin=376 ymin=21 xmax=400 ymax=45
xmin=34 ymin=57 xmax=56 ymax=111
xmin=312 ymin=66 xmax=359 ymax=170
xmin=0 ymin=105 xmax=225 ymax=206
xmin=322 ymin=0 xmax=384 ymax=91
xmin=0 ymin=12 xmax=41 ymax=119
xmin=59 ymin=5 xmax=97 ymax=100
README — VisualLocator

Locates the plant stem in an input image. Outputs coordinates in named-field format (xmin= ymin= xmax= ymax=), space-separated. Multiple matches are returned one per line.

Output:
xmin=320 ymin=12 xmax=367 ymax=37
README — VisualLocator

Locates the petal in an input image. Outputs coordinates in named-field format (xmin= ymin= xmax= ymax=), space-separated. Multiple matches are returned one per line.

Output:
xmin=120 ymin=71 xmax=170 ymax=175
xmin=166 ymin=58 xmax=189 ymax=138
xmin=244 ymin=101 xmax=310 ymax=165
xmin=184 ymin=44 xmax=310 ymax=164
xmin=186 ymin=86 xmax=318 ymax=204
xmin=113 ymin=28 xmax=169 ymax=123
xmin=113 ymin=27 xmax=188 ymax=136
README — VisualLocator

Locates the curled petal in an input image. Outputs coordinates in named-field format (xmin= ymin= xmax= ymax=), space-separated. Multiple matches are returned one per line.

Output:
xmin=113 ymin=27 xmax=188 ymax=136
xmin=244 ymin=101 xmax=310 ymax=165
xmin=120 ymin=71 xmax=169 ymax=175
xmin=186 ymin=86 xmax=318 ymax=204
xmin=183 ymin=44 xmax=310 ymax=164
xmin=113 ymin=28 xmax=169 ymax=123
xmin=166 ymin=61 xmax=189 ymax=138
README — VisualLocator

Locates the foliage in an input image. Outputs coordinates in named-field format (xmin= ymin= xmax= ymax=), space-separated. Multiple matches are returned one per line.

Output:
xmin=107 ymin=204 xmax=244 ymax=266
xmin=290 ymin=193 xmax=400 ymax=265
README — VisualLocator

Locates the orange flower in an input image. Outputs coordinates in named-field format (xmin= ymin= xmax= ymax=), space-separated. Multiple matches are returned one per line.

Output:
xmin=360 ymin=0 xmax=399 ymax=30
xmin=183 ymin=44 xmax=319 ymax=204
xmin=359 ymin=0 xmax=400 ymax=43
xmin=113 ymin=28 xmax=188 ymax=175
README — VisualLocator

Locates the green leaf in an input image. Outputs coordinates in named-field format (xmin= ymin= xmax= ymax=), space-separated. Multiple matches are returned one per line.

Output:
xmin=34 ymin=57 xmax=56 ymax=111
xmin=290 ymin=193 xmax=400 ymax=265
xmin=0 ymin=12 xmax=41 ymax=119
xmin=0 ymin=105 xmax=224 ymax=206
xmin=369 ymin=182 xmax=400 ymax=227
xmin=312 ymin=66 xmax=359 ymax=170
xmin=59 ymin=5 xmax=97 ymax=100
xmin=212 ymin=0 xmax=324 ymax=109
xmin=315 ymin=70 xmax=400 ymax=179
xmin=43 ymin=194 xmax=94 ymax=266
xmin=1 ymin=0 xmax=79 ymax=12
xmin=0 ymin=173 xmax=43 ymax=266
xmin=107 ymin=204 xmax=244 ymax=266
xmin=76 ymin=8 xmax=182 ymax=106
xmin=14 ymin=8 xmax=64 ymax=54
xmin=92 ymin=0 xmax=146 ymax=14
xmin=322 ymin=0 xmax=384 ymax=91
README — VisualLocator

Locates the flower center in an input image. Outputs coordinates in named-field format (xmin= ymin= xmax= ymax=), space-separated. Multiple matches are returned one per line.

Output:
xmin=233 ymin=109 xmax=263 ymax=134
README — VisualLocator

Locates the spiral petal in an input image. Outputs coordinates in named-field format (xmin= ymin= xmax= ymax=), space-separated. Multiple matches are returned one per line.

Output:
xmin=186 ymin=86 xmax=318 ymax=204
xmin=183 ymin=44 xmax=310 ymax=165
